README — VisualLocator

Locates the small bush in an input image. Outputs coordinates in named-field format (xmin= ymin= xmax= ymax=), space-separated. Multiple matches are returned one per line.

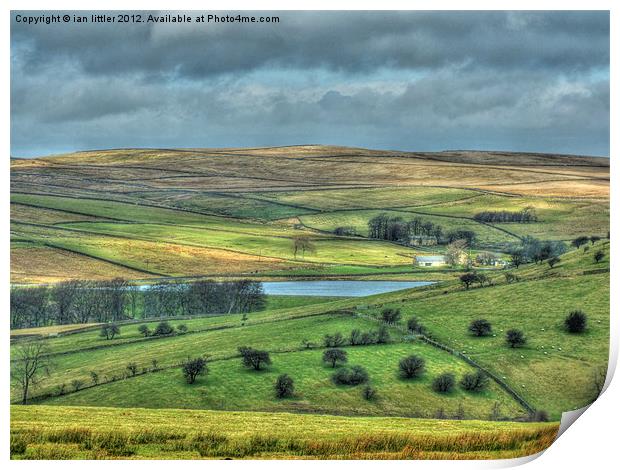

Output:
xmin=529 ymin=410 xmax=550 ymax=422
xmin=432 ymin=373 xmax=456 ymax=393
xmin=399 ymin=355 xmax=426 ymax=379
xmin=126 ymin=362 xmax=138 ymax=377
xmin=238 ymin=346 xmax=271 ymax=370
xmin=594 ymin=250 xmax=605 ymax=263
xmin=362 ymin=386 xmax=377 ymax=400
xmin=332 ymin=365 xmax=369 ymax=386
xmin=468 ymin=319 xmax=492 ymax=337
xmin=564 ymin=310 xmax=588 ymax=333
xmin=506 ymin=329 xmax=526 ymax=348
xmin=177 ymin=324 xmax=188 ymax=334
xmin=381 ymin=308 xmax=401 ymax=323
xmin=407 ymin=317 xmax=425 ymax=335
xmin=100 ymin=323 xmax=120 ymax=340
xmin=323 ymin=332 xmax=345 ymax=348
xmin=153 ymin=321 xmax=175 ymax=336
xmin=375 ymin=325 xmax=390 ymax=344
xmin=182 ymin=357 xmax=208 ymax=384
xmin=138 ymin=324 xmax=150 ymax=337
xmin=274 ymin=374 xmax=295 ymax=398
xmin=71 ymin=379 xmax=83 ymax=392
xmin=460 ymin=370 xmax=489 ymax=392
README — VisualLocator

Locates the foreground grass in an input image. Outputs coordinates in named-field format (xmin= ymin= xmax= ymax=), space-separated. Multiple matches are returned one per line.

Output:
xmin=10 ymin=405 xmax=558 ymax=460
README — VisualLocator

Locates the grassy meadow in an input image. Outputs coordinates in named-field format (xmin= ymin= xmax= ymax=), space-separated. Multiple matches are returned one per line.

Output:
xmin=9 ymin=146 xmax=609 ymax=459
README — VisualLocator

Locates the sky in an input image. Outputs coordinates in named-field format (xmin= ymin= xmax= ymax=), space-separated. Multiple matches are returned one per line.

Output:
xmin=10 ymin=11 xmax=610 ymax=157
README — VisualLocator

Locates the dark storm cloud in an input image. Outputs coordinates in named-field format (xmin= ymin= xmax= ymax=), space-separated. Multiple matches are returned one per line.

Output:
xmin=10 ymin=11 xmax=610 ymax=156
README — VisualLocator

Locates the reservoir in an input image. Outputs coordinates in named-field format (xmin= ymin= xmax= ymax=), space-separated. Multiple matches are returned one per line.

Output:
xmin=262 ymin=280 xmax=434 ymax=297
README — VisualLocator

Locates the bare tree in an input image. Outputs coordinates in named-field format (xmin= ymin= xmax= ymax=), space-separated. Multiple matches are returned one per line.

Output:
xmin=592 ymin=365 xmax=608 ymax=399
xmin=292 ymin=235 xmax=316 ymax=259
xmin=11 ymin=342 xmax=52 ymax=404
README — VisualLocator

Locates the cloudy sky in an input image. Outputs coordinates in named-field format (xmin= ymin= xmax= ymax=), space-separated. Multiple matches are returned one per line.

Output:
xmin=11 ymin=11 xmax=609 ymax=157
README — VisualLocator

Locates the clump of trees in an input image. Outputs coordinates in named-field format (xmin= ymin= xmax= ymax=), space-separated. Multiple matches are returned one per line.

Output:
xmin=333 ymin=226 xmax=357 ymax=236
xmin=332 ymin=366 xmax=369 ymax=386
xmin=506 ymin=329 xmax=526 ymax=348
xmin=238 ymin=347 xmax=271 ymax=370
xmin=291 ymin=235 xmax=316 ymax=259
xmin=460 ymin=371 xmax=489 ymax=392
xmin=323 ymin=348 xmax=347 ymax=368
xmin=468 ymin=319 xmax=492 ymax=337
xmin=367 ymin=214 xmax=476 ymax=246
xmin=474 ymin=207 xmax=537 ymax=223
xmin=10 ymin=279 xmax=267 ymax=329
xmin=506 ymin=237 xmax=567 ymax=268
xmin=432 ymin=373 xmax=456 ymax=393
xmin=326 ymin=327 xmax=391 ymax=347
xmin=399 ymin=355 xmax=426 ymax=379
xmin=274 ymin=374 xmax=295 ymax=398
xmin=182 ymin=357 xmax=208 ymax=384
xmin=564 ymin=310 xmax=588 ymax=334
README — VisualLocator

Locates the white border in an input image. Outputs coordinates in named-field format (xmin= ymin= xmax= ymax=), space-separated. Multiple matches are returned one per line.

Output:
xmin=2 ymin=1 xmax=616 ymax=469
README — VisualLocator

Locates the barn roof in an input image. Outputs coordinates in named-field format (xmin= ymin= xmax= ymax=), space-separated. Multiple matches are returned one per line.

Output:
xmin=416 ymin=255 xmax=445 ymax=262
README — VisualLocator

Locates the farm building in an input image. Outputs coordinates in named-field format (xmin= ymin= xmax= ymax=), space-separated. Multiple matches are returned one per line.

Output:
xmin=414 ymin=255 xmax=446 ymax=267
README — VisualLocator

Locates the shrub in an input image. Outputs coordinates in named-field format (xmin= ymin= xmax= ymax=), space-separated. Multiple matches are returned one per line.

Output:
xmin=432 ymin=373 xmax=456 ymax=393
xmin=572 ymin=236 xmax=590 ymax=248
xmin=71 ymin=379 xmax=83 ymax=392
xmin=177 ymin=324 xmax=188 ymax=334
xmin=323 ymin=332 xmax=345 ymax=348
xmin=362 ymin=386 xmax=377 ymax=400
xmin=349 ymin=329 xmax=362 ymax=345
xmin=594 ymin=250 xmax=605 ymax=263
xmin=332 ymin=365 xmax=369 ymax=385
xmin=126 ymin=362 xmax=138 ymax=377
xmin=529 ymin=410 xmax=550 ymax=422
xmin=399 ymin=355 xmax=426 ymax=379
xmin=323 ymin=348 xmax=347 ymax=368
xmin=460 ymin=370 xmax=489 ymax=392
xmin=381 ymin=308 xmax=401 ymax=324
xmin=407 ymin=317 xmax=425 ymax=335
xmin=90 ymin=371 xmax=99 ymax=385
xmin=547 ymin=256 xmax=560 ymax=268
xmin=238 ymin=346 xmax=271 ymax=370
xmin=151 ymin=359 xmax=159 ymax=371
xmin=138 ymin=324 xmax=150 ymax=337
xmin=153 ymin=321 xmax=175 ymax=336
xmin=506 ymin=329 xmax=526 ymax=348
xmin=375 ymin=325 xmax=390 ymax=344
xmin=274 ymin=374 xmax=295 ymax=398
xmin=504 ymin=272 xmax=519 ymax=283
xmin=564 ymin=310 xmax=587 ymax=333
xmin=468 ymin=319 xmax=492 ymax=337
xmin=182 ymin=357 xmax=208 ymax=384
xmin=100 ymin=323 xmax=120 ymax=340
xmin=459 ymin=272 xmax=478 ymax=289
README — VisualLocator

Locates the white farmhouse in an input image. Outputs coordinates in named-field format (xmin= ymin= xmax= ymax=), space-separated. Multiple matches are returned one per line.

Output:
xmin=414 ymin=255 xmax=446 ymax=267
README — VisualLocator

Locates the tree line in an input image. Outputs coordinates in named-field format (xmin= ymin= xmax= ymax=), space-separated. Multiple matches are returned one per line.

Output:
xmin=473 ymin=207 xmax=538 ymax=223
xmin=367 ymin=213 xmax=476 ymax=246
xmin=11 ymin=279 xmax=266 ymax=329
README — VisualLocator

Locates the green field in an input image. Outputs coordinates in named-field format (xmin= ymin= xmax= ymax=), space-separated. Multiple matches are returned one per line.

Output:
xmin=10 ymin=146 xmax=610 ymax=459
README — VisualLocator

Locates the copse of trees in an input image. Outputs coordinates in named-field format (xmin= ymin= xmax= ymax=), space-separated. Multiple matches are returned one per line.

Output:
xmin=564 ymin=310 xmax=588 ymax=334
xmin=506 ymin=237 xmax=567 ymax=268
xmin=10 ymin=279 xmax=267 ymax=329
xmin=238 ymin=347 xmax=271 ymax=371
xmin=367 ymin=214 xmax=475 ymax=246
xmin=333 ymin=226 xmax=357 ymax=236
xmin=152 ymin=321 xmax=175 ymax=337
xmin=474 ymin=207 xmax=538 ymax=223
xmin=572 ymin=236 xmax=590 ymax=249
xmin=407 ymin=317 xmax=426 ymax=335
